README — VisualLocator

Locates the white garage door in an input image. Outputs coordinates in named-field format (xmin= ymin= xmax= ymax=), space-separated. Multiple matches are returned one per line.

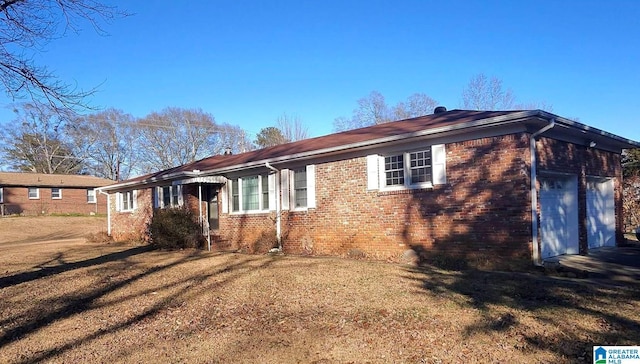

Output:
xmin=586 ymin=178 xmax=616 ymax=249
xmin=539 ymin=175 xmax=579 ymax=259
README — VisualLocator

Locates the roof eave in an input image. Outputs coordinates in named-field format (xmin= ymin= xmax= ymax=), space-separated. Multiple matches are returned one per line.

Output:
xmin=99 ymin=109 xmax=640 ymax=192
xmin=535 ymin=110 xmax=640 ymax=149
xmin=100 ymin=111 xmax=537 ymax=191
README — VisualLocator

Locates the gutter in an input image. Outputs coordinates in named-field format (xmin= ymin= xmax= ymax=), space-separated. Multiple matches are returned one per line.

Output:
xmin=529 ymin=118 xmax=556 ymax=266
xmin=265 ymin=162 xmax=282 ymax=251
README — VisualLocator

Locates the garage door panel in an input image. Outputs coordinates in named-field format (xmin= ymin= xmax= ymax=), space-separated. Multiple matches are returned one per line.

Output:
xmin=540 ymin=176 xmax=579 ymax=258
xmin=587 ymin=178 xmax=615 ymax=249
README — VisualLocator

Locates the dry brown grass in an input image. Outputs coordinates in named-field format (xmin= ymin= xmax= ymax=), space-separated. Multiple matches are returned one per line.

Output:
xmin=0 ymin=215 xmax=106 ymax=245
xmin=0 ymin=217 xmax=639 ymax=363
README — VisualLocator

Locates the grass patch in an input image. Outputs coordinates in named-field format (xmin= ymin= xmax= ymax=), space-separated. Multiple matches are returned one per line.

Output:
xmin=0 ymin=239 xmax=638 ymax=363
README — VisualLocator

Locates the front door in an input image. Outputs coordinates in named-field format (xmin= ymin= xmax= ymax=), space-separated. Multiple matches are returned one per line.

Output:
xmin=207 ymin=186 xmax=219 ymax=230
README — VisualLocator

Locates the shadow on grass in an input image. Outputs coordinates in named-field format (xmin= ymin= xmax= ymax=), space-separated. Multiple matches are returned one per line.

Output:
xmin=0 ymin=248 xmax=308 ymax=364
xmin=404 ymin=263 xmax=640 ymax=362
xmin=0 ymin=246 xmax=153 ymax=289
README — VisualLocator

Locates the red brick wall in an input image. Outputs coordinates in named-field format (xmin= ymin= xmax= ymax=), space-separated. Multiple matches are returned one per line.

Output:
xmin=216 ymin=133 xmax=534 ymax=264
xmin=110 ymin=188 xmax=153 ymax=242
xmin=1 ymin=186 xmax=107 ymax=215
xmin=103 ymin=132 xmax=625 ymax=266
xmin=536 ymin=137 xmax=624 ymax=251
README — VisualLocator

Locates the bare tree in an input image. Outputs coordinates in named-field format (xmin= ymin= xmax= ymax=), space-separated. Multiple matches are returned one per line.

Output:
xmin=215 ymin=122 xmax=254 ymax=155
xmin=333 ymin=91 xmax=439 ymax=131
xmin=0 ymin=103 xmax=85 ymax=173
xmin=276 ymin=113 xmax=308 ymax=141
xmin=462 ymin=73 xmax=515 ymax=110
xmin=0 ymin=0 xmax=127 ymax=113
xmin=392 ymin=93 xmax=438 ymax=120
xmin=68 ymin=108 xmax=138 ymax=180
xmin=514 ymin=101 xmax=554 ymax=112
xmin=136 ymin=107 xmax=219 ymax=172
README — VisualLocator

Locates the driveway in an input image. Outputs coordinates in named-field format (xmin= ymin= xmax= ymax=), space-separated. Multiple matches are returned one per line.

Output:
xmin=544 ymin=244 xmax=640 ymax=284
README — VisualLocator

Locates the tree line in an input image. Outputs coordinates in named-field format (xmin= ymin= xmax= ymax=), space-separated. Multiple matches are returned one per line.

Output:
xmin=0 ymin=104 xmax=313 ymax=180
xmin=0 ymin=73 xmax=555 ymax=180
xmin=3 ymin=0 xmax=635 ymax=185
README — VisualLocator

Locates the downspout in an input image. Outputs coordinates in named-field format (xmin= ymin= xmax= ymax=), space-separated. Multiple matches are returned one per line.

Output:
xmin=98 ymin=190 xmax=111 ymax=236
xmin=530 ymin=118 xmax=555 ymax=265
xmin=265 ymin=162 xmax=282 ymax=251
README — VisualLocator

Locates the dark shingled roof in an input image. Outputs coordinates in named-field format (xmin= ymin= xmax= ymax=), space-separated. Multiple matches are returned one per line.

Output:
xmin=121 ymin=110 xmax=519 ymax=185
xmin=103 ymin=108 xmax=639 ymax=190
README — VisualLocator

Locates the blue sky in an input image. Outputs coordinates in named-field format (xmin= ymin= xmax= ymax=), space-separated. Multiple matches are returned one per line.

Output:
xmin=1 ymin=0 xmax=639 ymax=141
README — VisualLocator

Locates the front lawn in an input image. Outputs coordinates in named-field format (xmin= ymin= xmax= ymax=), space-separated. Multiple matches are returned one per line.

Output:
xmin=0 ymin=237 xmax=638 ymax=363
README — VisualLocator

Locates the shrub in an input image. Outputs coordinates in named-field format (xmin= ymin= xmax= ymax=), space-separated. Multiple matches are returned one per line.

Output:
xmin=148 ymin=208 xmax=205 ymax=250
xmin=85 ymin=231 xmax=114 ymax=244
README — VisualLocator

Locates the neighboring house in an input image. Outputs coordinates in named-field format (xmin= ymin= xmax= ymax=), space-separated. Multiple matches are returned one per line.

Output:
xmin=0 ymin=172 xmax=114 ymax=216
xmin=97 ymin=109 xmax=640 ymax=265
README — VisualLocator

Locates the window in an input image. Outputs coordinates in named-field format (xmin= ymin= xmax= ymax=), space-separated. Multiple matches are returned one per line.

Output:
xmin=28 ymin=187 xmax=39 ymax=199
xmin=409 ymin=149 xmax=432 ymax=184
xmin=383 ymin=149 xmax=432 ymax=188
xmin=162 ymin=186 xmax=171 ymax=207
xmin=281 ymin=165 xmax=315 ymax=211
xmin=0 ymin=186 xmax=3 ymax=203
xmin=171 ymin=186 xmax=180 ymax=206
xmin=293 ymin=169 xmax=307 ymax=208
xmin=242 ymin=176 xmax=259 ymax=211
xmin=155 ymin=185 xmax=182 ymax=208
xmin=230 ymin=174 xmax=271 ymax=213
xmin=87 ymin=189 xmax=96 ymax=203
xmin=51 ymin=188 xmax=62 ymax=199
xmin=232 ymin=180 xmax=240 ymax=212
xmin=118 ymin=190 xmax=135 ymax=212
xmin=384 ymin=155 xmax=405 ymax=186
xmin=261 ymin=175 xmax=270 ymax=210
xmin=373 ymin=145 xmax=446 ymax=191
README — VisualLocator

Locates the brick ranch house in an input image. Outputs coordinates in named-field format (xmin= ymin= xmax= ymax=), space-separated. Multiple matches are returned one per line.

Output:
xmin=97 ymin=109 xmax=639 ymax=265
xmin=0 ymin=172 xmax=113 ymax=216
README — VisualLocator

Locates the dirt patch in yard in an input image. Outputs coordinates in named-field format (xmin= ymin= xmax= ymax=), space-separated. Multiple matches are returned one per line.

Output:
xmin=1 ymin=232 xmax=639 ymax=363
xmin=0 ymin=216 xmax=107 ymax=245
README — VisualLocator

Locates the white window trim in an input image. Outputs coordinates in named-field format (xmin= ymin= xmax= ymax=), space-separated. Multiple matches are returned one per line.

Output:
xmin=379 ymin=152 xmax=433 ymax=191
xmin=155 ymin=185 xmax=183 ymax=209
xmin=28 ymin=187 xmax=40 ymax=200
xmin=370 ymin=144 xmax=446 ymax=192
xmin=0 ymin=186 xmax=3 ymax=203
xmin=117 ymin=190 xmax=137 ymax=212
xmin=87 ymin=189 xmax=97 ymax=204
xmin=51 ymin=188 xmax=62 ymax=200
xmin=287 ymin=165 xmax=316 ymax=211
xmin=230 ymin=174 xmax=273 ymax=214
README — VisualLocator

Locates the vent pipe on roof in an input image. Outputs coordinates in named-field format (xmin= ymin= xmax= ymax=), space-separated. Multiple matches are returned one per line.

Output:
xmin=434 ymin=106 xmax=447 ymax=114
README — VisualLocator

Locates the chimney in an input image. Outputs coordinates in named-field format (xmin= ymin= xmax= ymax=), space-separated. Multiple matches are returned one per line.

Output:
xmin=434 ymin=106 xmax=447 ymax=114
